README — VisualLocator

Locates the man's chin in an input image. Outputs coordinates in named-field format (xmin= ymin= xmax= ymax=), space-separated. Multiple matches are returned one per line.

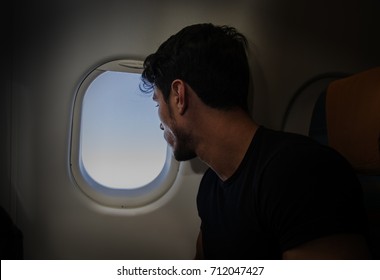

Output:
xmin=173 ymin=149 xmax=197 ymax=162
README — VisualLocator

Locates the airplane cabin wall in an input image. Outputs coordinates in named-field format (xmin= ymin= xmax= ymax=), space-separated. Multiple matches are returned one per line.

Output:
xmin=1 ymin=11 xmax=12 ymax=213
xmin=4 ymin=0 xmax=380 ymax=259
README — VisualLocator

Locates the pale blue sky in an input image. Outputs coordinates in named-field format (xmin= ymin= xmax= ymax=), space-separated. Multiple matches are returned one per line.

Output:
xmin=80 ymin=71 xmax=167 ymax=189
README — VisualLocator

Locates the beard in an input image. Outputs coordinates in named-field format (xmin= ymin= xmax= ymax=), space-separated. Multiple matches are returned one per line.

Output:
xmin=173 ymin=141 xmax=197 ymax=162
xmin=168 ymin=126 xmax=197 ymax=162
xmin=164 ymin=103 xmax=197 ymax=162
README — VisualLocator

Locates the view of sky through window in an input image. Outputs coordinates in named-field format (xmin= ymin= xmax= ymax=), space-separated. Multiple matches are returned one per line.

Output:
xmin=80 ymin=71 xmax=167 ymax=189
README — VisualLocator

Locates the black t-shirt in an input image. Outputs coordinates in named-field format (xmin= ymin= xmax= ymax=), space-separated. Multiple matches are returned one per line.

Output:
xmin=197 ymin=126 xmax=368 ymax=259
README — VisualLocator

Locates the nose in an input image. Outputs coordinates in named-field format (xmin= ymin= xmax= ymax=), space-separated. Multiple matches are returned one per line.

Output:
xmin=160 ymin=123 xmax=164 ymax=130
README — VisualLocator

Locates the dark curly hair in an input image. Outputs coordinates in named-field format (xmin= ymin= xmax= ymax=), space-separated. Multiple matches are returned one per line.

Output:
xmin=141 ymin=23 xmax=251 ymax=111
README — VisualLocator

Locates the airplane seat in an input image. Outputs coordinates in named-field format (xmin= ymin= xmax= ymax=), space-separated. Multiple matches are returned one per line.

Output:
xmin=283 ymin=67 xmax=380 ymax=259
xmin=0 ymin=206 xmax=23 ymax=259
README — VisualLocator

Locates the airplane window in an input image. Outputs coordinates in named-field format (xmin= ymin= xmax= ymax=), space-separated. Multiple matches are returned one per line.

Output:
xmin=70 ymin=60 xmax=179 ymax=208
xmin=81 ymin=71 xmax=166 ymax=188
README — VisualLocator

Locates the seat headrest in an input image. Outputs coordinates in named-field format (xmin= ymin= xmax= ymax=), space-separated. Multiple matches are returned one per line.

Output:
xmin=326 ymin=67 xmax=380 ymax=174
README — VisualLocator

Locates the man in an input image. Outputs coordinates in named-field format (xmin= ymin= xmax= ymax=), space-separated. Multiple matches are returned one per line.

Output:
xmin=141 ymin=23 xmax=370 ymax=259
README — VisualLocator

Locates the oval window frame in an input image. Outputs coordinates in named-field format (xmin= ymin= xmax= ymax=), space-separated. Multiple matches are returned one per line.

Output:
xmin=70 ymin=59 xmax=179 ymax=208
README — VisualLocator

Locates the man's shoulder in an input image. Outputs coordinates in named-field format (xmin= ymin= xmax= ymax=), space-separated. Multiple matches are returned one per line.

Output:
xmin=258 ymin=126 xmax=343 ymax=161
xmin=254 ymin=127 xmax=355 ymax=181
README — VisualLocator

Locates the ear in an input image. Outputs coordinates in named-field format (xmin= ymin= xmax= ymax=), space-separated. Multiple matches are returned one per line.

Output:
xmin=171 ymin=79 xmax=187 ymax=115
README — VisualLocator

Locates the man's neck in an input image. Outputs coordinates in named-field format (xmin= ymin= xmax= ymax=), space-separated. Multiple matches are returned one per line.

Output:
xmin=194 ymin=109 xmax=259 ymax=181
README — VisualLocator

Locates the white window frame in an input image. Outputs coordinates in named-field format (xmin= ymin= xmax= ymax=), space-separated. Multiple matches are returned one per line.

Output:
xmin=70 ymin=59 xmax=179 ymax=208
